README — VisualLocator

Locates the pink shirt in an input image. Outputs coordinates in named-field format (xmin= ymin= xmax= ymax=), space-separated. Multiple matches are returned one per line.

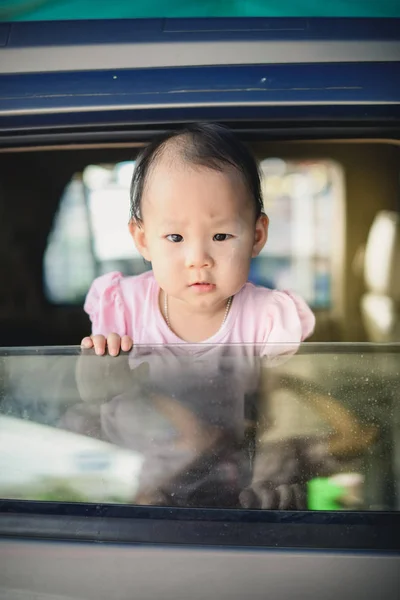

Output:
xmin=84 ymin=270 xmax=315 ymax=354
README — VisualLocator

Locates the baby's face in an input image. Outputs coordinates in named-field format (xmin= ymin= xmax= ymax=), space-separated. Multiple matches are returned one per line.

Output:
xmin=131 ymin=159 xmax=268 ymax=313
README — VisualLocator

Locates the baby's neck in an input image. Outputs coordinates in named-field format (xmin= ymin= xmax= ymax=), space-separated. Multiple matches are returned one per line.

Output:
xmin=161 ymin=293 xmax=231 ymax=343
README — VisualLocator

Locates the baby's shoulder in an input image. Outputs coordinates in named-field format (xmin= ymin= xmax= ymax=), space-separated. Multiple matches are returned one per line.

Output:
xmin=118 ymin=270 xmax=156 ymax=297
xmin=86 ymin=270 xmax=155 ymax=301
xmin=84 ymin=270 xmax=157 ymax=337
xmin=240 ymin=282 xmax=290 ymax=306
xmin=239 ymin=282 xmax=315 ymax=342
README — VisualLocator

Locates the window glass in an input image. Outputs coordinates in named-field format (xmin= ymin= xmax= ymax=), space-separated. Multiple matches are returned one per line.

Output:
xmin=1 ymin=343 xmax=398 ymax=511
xmin=44 ymin=159 xmax=340 ymax=309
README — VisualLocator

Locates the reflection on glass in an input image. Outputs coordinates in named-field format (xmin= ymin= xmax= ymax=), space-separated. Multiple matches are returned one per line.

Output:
xmin=0 ymin=344 xmax=398 ymax=511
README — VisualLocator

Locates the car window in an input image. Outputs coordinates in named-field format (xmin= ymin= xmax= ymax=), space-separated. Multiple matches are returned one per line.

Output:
xmin=1 ymin=342 xmax=398 ymax=511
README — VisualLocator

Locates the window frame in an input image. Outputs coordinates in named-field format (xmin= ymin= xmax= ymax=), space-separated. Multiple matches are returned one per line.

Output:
xmin=0 ymin=499 xmax=399 ymax=551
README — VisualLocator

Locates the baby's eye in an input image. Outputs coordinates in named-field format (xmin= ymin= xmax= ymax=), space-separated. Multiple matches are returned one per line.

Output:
xmin=213 ymin=233 xmax=232 ymax=242
xmin=166 ymin=234 xmax=183 ymax=243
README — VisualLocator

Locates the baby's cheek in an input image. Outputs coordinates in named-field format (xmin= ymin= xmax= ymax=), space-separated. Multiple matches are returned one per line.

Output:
xmin=152 ymin=248 xmax=182 ymax=283
xmin=222 ymin=242 xmax=252 ymax=287
xmin=226 ymin=237 xmax=253 ymax=263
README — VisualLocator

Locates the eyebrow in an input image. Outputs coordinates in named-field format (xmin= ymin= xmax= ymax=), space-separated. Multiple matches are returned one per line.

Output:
xmin=158 ymin=219 xmax=186 ymax=229
xmin=160 ymin=217 xmax=240 ymax=228
xmin=212 ymin=218 xmax=240 ymax=227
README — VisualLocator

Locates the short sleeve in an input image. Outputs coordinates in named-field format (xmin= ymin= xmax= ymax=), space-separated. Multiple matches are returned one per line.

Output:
xmin=84 ymin=271 xmax=128 ymax=337
xmin=262 ymin=290 xmax=315 ymax=360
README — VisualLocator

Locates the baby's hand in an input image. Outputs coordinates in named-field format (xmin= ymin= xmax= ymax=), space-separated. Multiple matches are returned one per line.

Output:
xmin=81 ymin=334 xmax=133 ymax=356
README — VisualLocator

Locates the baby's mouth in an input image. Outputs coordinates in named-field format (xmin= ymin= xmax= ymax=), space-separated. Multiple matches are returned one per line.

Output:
xmin=190 ymin=282 xmax=216 ymax=292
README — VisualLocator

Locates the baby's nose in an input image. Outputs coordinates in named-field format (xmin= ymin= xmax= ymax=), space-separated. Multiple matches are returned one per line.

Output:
xmin=185 ymin=244 xmax=214 ymax=269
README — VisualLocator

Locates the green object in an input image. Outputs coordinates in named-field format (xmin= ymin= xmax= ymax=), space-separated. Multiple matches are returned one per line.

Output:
xmin=307 ymin=477 xmax=345 ymax=511
xmin=1 ymin=0 xmax=400 ymax=21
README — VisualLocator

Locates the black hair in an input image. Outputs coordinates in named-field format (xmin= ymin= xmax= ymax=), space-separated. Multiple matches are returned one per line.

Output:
xmin=129 ymin=122 xmax=263 ymax=222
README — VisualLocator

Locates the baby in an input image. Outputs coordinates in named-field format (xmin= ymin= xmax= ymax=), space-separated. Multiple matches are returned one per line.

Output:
xmin=76 ymin=123 xmax=316 ymax=507
xmin=81 ymin=122 xmax=315 ymax=355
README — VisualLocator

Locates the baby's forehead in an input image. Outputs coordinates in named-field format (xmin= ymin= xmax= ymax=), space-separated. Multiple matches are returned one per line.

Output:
xmin=146 ymin=164 xmax=249 ymax=214
xmin=147 ymin=135 xmax=245 ymax=182
xmin=145 ymin=161 xmax=249 ymax=210
xmin=140 ymin=136 xmax=255 ymax=218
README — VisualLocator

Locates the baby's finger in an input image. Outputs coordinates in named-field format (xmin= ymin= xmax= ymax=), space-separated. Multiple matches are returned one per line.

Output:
xmin=81 ymin=336 xmax=94 ymax=349
xmin=121 ymin=335 xmax=133 ymax=352
xmin=107 ymin=333 xmax=121 ymax=357
xmin=92 ymin=334 xmax=107 ymax=356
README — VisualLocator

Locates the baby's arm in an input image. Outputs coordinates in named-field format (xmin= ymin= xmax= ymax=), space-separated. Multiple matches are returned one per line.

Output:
xmin=80 ymin=271 xmax=133 ymax=356
xmin=76 ymin=272 xmax=135 ymax=401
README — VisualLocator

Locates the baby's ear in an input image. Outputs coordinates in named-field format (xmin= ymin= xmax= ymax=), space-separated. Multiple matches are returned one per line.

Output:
xmin=128 ymin=220 xmax=151 ymax=261
xmin=252 ymin=213 xmax=269 ymax=258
